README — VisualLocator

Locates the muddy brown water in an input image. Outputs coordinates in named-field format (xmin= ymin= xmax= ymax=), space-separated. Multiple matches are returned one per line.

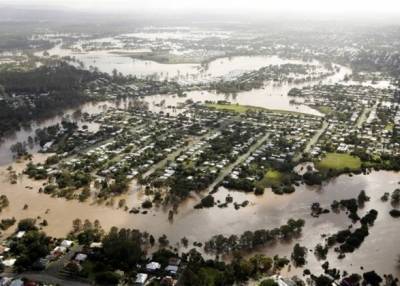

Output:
xmin=0 ymin=154 xmax=399 ymax=277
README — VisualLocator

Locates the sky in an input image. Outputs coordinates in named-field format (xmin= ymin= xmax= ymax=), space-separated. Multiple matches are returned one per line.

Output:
xmin=1 ymin=0 xmax=400 ymax=15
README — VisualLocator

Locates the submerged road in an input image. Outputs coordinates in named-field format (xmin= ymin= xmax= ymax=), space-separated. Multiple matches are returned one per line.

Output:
xmin=356 ymin=102 xmax=378 ymax=128
xmin=294 ymin=120 xmax=328 ymax=161
xmin=142 ymin=132 xmax=213 ymax=179
xmin=207 ymin=132 xmax=271 ymax=193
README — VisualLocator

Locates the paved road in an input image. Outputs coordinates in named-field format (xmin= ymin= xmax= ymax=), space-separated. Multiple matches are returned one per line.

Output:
xmin=356 ymin=102 xmax=378 ymax=128
xmin=45 ymin=244 xmax=82 ymax=276
xmin=15 ymin=273 xmax=91 ymax=286
xmin=142 ymin=133 xmax=212 ymax=179
xmin=294 ymin=120 xmax=328 ymax=161
xmin=207 ymin=132 xmax=270 ymax=193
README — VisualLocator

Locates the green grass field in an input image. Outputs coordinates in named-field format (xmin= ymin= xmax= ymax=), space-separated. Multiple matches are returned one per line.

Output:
xmin=205 ymin=103 xmax=308 ymax=116
xmin=316 ymin=153 xmax=361 ymax=171
xmin=316 ymin=106 xmax=333 ymax=115
xmin=384 ymin=123 xmax=394 ymax=131
xmin=205 ymin=103 xmax=258 ymax=113
xmin=256 ymin=169 xmax=283 ymax=188
xmin=198 ymin=267 xmax=222 ymax=286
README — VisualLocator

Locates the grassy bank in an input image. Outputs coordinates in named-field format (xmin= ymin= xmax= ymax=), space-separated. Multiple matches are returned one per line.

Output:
xmin=205 ymin=103 xmax=312 ymax=116
xmin=316 ymin=153 xmax=361 ymax=171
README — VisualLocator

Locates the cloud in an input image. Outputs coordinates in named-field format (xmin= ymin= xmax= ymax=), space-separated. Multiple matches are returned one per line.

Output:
xmin=2 ymin=0 xmax=400 ymax=14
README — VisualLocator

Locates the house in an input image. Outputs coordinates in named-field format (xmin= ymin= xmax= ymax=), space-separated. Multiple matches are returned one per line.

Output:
xmin=165 ymin=265 xmax=178 ymax=276
xmin=2 ymin=258 xmax=16 ymax=267
xmin=90 ymin=242 xmax=103 ymax=249
xmin=61 ymin=240 xmax=73 ymax=248
xmin=51 ymin=246 xmax=67 ymax=257
xmin=9 ymin=279 xmax=24 ymax=286
xmin=16 ymin=231 xmax=26 ymax=239
xmin=168 ymin=257 xmax=181 ymax=266
xmin=75 ymin=253 xmax=88 ymax=262
xmin=146 ymin=261 xmax=161 ymax=272
xmin=268 ymin=275 xmax=297 ymax=286
xmin=134 ymin=273 xmax=148 ymax=286
xmin=0 ymin=277 xmax=12 ymax=286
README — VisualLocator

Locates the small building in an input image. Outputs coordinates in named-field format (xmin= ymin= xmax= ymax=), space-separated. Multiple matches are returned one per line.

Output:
xmin=75 ymin=253 xmax=88 ymax=262
xmin=146 ymin=261 xmax=161 ymax=272
xmin=165 ymin=265 xmax=178 ymax=276
xmin=90 ymin=242 xmax=103 ymax=249
xmin=16 ymin=231 xmax=26 ymax=239
xmin=134 ymin=273 xmax=148 ymax=286
xmin=61 ymin=240 xmax=73 ymax=248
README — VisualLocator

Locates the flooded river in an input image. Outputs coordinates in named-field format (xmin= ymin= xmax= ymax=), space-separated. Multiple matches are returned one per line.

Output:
xmin=40 ymin=44 xmax=343 ymax=84
xmin=0 ymin=156 xmax=399 ymax=276
xmin=0 ymin=102 xmax=113 ymax=166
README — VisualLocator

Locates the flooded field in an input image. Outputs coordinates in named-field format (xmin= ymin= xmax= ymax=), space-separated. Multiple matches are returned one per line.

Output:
xmin=42 ymin=44 xmax=325 ymax=83
xmin=0 ymin=102 xmax=111 ymax=166
xmin=0 ymin=155 xmax=398 ymax=276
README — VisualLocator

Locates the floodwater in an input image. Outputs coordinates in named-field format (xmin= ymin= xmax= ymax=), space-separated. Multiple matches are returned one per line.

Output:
xmin=120 ymin=29 xmax=232 ymax=41
xmin=1 ymin=32 xmax=396 ymax=278
xmin=0 ymin=155 xmax=399 ymax=277
xmin=142 ymin=64 xmax=351 ymax=116
xmin=0 ymin=102 xmax=110 ymax=166
xmin=41 ymin=44 xmax=338 ymax=83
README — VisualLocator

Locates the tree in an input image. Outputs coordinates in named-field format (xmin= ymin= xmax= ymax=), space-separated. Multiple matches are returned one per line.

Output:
xmin=360 ymin=209 xmax=378 ymax=226
xmin=313 ymin=275 xmax=333 ymax=286
xmin=94 ymin=271 xmax=121 ymax=285
xmin=194 ymin=195 xmax=215 ymax=208
xmin=152 ymin=248 xmax=176 ymax=267
xmin=390 ymin=209 xmax=400 ymax=218
xmin=11 ymin=230 xmax=51 ymax=272
xmin=291 ymin=243 xmax=307 ymax=267
xmin=150 ymin=235 xmax=155 ymax=247
xmin=260 ymin=279 xmax=279 ymax=286
xmin=357 ymin=190 xmax=370 ymax=206
xmin=17 ymin=218 xmax=37 ymax=231
xmin=158 ymin=234 xmax=169 ymax=247
xmin=79 ymin=187 xmax=90 ymax=202
xmin=0 ymin=84 xmax=5 ymax=96
xmin=102 ymin=228 xmax=144 ymax=271
xmin=10 ymin=142 xmax=28 ymax=158
xmin=363 ymin=271 xmax=382 ymax=286
xmin=234 ymin=258 xmax=254 ymax=281
xmin=273 ymin=255 xmax=289 ymax=270
xmin=391 ymin=189 xmax=400 ymax=205
xmin=250 ymin=254 xmax=273 ymax=273
xmin=72 ymin=218 xmax=82 ymax=233
xmin=77 ymin=228 xmax=102 ymax=245
xmin=314 ymin=244 xmax=328 ymax=260
xmin=142 ymin=200 xmax=153 ymax=209
xmin=181 ymin=237 xmax=189 ymax=248
xmin=118 ymin=199 xmax=126 ymax=208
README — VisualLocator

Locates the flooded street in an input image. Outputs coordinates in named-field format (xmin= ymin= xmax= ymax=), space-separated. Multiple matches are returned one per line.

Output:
xmin=0 ymin=155 xmax=399 ymax=276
